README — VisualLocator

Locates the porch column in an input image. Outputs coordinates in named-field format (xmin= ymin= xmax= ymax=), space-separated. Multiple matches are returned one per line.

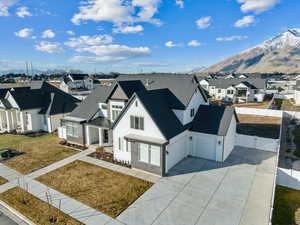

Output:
xmin=99 ymin=128 xmax=103 ymax=147
xmin=5 ymin=111 xmax=11 ymax=132
xmin=86 ymin=126 xmax=90 ymax=146
xmin=20 ymin=112 xmax=25 ymax=132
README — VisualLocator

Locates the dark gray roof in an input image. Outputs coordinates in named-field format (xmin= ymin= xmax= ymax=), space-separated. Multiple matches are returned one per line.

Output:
xmin=116 ymin=80 xmax=146 ymax=99
xmin=207 ymin=78 xmax=266 ymax=89
xmin=70 ymin=85 xmax=112 ymax=120
xmin=117 ymin=74 xmax=206 ymax=107
xmin=113 ymin=89 xmax=186 ymax=140
xmin=190 ymin=105 xmax=237 ymax=136
xmin=7 ymin=82 xmax=80 ymax=115
xmin=86 ymin=117 xmax=112 ymax=128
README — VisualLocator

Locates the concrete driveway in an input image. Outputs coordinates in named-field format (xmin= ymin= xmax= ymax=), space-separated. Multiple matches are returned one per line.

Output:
xmin=117 ymin=146 xmax=277 ymax=225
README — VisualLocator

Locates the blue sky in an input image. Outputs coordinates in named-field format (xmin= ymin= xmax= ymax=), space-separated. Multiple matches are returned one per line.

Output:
xmin=0 ymin=0 xmax=299 ymax=73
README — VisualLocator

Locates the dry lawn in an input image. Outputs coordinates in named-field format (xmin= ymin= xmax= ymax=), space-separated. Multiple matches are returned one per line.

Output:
xmin=237 ymin=114 xmax=282 ymax=125
xmin=0 ymin=134 xmax=78 ymax=174
xmin=0 ymin=187 xmax=83 ymax=225
xmin=36 ymin=160 xmax=153 ymax=218
xmin=234 ymin=101 xmax=270 ymax=109
xmin=0 ymin=176 xmax=8 ymax=185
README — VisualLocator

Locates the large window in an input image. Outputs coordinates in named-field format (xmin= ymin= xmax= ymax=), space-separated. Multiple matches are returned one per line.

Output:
xmin=112 ymin=105 xmax=123 ymax=121
xmin=66 ymin=122 xmax=79 ymax=137
xmin=130 ymin=116 xmax=144 ymax=130
xmin=138 ymin=143 xmax=161 ymax=166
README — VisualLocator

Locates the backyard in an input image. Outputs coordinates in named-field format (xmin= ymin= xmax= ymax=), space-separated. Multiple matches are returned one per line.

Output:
xmin=272 ymin=185 xmax=300 ymax=225
xmin=36 ymin=160 xmax=153 ymax=218
xmin=0 ymin=187 xmax=83 ymax=225
xmin=0 ymin=176 xmax=8 ymax=185
xmin=274 ymin=99 xmax=300 ymax=112
xmin=0 ymin=134 xmax=78 ymax=174
xmin=237 ymin=114 xmax=282 ymax=139
xmin=234 ymin=100 xmax=271 ymax=109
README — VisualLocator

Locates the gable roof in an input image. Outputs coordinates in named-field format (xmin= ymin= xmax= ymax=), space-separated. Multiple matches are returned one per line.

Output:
xmin=107 ymin=80 xmax=146 ymax=100
xmin=117 ymin=74 xmax=207 ymax=107
xmin=4 ymin=81 xmax=80 ymax=115
xmin=190 ymin=105 xmax=237 ymax=136
xmin=69 ymin=85 xmax=112 ymax=120
xmin=207 ymin=78 xmax=266 ymax=89
xmin=113 ymin=89 xmax=185 ymax=140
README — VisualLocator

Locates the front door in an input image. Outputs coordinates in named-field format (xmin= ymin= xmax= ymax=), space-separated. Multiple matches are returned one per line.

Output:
xmin=103 ymin=129 xmax=109 ymax=144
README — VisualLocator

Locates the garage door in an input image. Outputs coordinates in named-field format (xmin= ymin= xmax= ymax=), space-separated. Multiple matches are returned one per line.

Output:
xmin=192 ymin=133 xmax=216 ymax=161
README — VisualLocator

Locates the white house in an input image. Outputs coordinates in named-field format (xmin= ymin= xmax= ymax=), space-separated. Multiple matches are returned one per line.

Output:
xmin=60 ymin=74 xmax=93 ymax=93
xmin=200 ymin=78 xmax=266 ymax=103
xmin=0 ymin=81 xmax=80 ymax=134
xmin=112 ymin=92 xmax=237 ymax=176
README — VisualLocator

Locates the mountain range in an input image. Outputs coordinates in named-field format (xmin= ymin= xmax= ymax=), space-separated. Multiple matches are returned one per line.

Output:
xmin=205 ymin=28 xmax=300 ymax=74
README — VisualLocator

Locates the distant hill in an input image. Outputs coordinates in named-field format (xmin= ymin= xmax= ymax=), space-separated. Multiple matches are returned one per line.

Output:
xmin=206 ymin=28 xmax=300 ymax=74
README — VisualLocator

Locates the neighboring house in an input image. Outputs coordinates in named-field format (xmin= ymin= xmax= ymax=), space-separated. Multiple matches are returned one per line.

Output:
xmin=0 ymin=81 xmax=80 ymax=133
xmin=60 ymin=74 xmax=238 ymax=176
xmin=294 ymin=80 xmax=300 ymax=105
xmin=60 ymin=74 xmax=93 ymax=93
xmin=200 ymin=78 xmax=266 ymax=103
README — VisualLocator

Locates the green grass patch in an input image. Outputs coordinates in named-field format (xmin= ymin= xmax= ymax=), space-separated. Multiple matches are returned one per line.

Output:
xmin=272 ymin=185 xmax=300 ymax=225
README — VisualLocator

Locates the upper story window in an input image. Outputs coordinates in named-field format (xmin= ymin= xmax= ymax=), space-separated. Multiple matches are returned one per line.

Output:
xmin=101 ymin=104 xmax=107 ymax=110
xmin=227 ymin=90 xmax=234 ymax=95
xmin=218 ymin=89 xmax=222 ymax=93
xmin=111 ymin=105 xmax=123 ymax=121
xmin=66 ymin=122 xmax=79 ymax=137
xmin=130 ymin=116 xmax=144 ymax=130
xmin=190 ymin=108 xmax=195 ymax=117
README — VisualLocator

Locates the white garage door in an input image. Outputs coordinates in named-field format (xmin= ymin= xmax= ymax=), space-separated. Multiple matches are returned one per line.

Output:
xmin=192 ymin=133 xmax=217 ymax=161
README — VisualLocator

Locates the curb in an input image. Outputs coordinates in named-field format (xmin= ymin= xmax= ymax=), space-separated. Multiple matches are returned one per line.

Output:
xmin=0 ymin=200 xmax=36 ymax=225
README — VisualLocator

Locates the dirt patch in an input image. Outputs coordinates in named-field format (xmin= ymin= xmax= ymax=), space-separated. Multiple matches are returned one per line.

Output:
xmin=36 ymin=160 xmax=153 ymax=218
xmin=0 ymin=187 xmax=83 ymax=225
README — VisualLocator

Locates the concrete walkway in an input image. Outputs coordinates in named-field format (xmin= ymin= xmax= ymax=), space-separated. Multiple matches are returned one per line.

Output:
xmin=81 ymin=156 xmax=161 ymax=183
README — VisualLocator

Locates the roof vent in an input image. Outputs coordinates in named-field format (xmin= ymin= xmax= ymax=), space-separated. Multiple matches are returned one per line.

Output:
xmin=10 ymin=88 xmax=15 ymax=92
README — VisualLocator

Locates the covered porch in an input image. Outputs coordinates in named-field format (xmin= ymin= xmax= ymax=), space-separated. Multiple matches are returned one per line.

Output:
xmin=85 ymin=117 xmax=113 ymax=147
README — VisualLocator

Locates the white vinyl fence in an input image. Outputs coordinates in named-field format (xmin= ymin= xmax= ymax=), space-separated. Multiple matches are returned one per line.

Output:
xmin=277 ymin=168 xmax=300 ymax=190
xmin=235 ymin=134 xmax=279 ymax=153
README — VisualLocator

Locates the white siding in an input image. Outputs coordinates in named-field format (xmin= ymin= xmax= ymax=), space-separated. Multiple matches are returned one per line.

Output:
xmin=113 ymin=97 xmax=166 ymax=163
xmin=173 ymin=89 xmax=208 ymax=125
xmin=165 ymin=130 xmax=190 ymax=172
xmin=190 ymin=132 xmax=218 ymax=161
xmin=223 ymin=116 xmax=236 ymax=160
xmin=7 ymin=93 xmax=19 ymax=109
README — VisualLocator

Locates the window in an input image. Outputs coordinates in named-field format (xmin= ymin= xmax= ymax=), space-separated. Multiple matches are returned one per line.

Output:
xmin=66 ymin=122 xmax=79 ymax=137
xmin=138 ymin=143 xmax=161 ymax=166
xmin=227 ymin=90 xmax=234 ymax=95
xmin=190 ymin=108 xmax=195 ymax=117
xmin=118 ymin=137 xmax=122 ymax=151
xmin=111 ymin=105 xmax=123 ymax=121
xmin=101 ymin=104 xmax=107 ymax=110
xmin=139 ymin=143 xmax=149 ymax=163
xmin=218 ymin=89 xmax=221 ymax=93
xmin=150 ymin=145 xmax=160 ymax=166
xmin=130 ymin=116 xmax=144 ymax=130
xmin=126 ymin=141 xmax=131 ymax=152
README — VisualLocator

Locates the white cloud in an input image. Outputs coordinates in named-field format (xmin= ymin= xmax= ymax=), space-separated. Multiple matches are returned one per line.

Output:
xmin=71 ymin=0 xmax=161 ymax=26
xmin=234 ymin=15 xmax=255 ymax=28
xmin=35 ymin=41 xmax=63 ymax=53
xmin=113 ymin=25 xmax=144 ymax=34
xmin=216 ymin=35 xmax=248 ymax=41
xmin=175 ymin=0 xmax=184 ymax=8
xmin=66 ymin=30 xmax=75 ymax=36
xmin=16 ymin=6 xmax=32 ymax=18
xmin=165 ymin=41 xmax=176 ymax=48
xmin=188 ymin=40 xmax=202 ymax=47
xmin=237 ymin=0 xmax=280 ymax=14
xmin=65 ymin=34 xmax=113 ymax=48
xmin=70 ymin=44 xmax=151 ymax=63
xmin=14 ymin=28 xmax=33 ymax=38
xmin=0 ymin=0 xmax=17 ymax=16
xmin=41 ymin=29 xmax=56 ymax=38
xmin=196 ymin=16 xmax=211 ymax=29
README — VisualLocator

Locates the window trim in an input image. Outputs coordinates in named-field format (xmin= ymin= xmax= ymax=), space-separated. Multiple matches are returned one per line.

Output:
xmin=130 ymin=116 xmax=144 ymax=130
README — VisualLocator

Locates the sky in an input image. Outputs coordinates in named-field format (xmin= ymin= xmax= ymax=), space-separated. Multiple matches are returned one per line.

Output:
xmin=0 ymin=0 xmax=300 ymax=74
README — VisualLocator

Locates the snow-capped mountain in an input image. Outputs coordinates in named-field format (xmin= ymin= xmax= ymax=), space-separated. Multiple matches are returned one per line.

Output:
xmin=206 ymin=29 xmax=300 ymax=74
